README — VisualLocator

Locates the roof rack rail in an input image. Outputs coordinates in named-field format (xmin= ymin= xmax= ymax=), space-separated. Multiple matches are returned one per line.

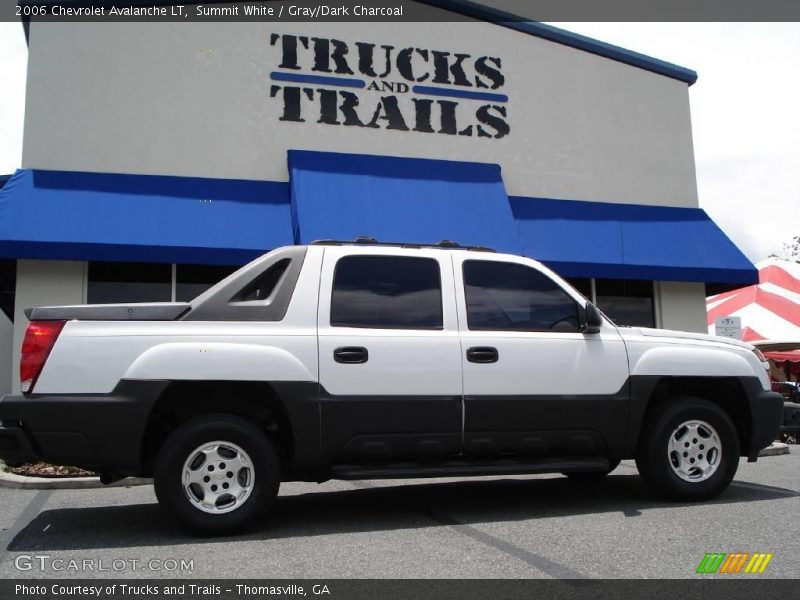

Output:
xmin=310 ymin=237 xmax=495 ymax=252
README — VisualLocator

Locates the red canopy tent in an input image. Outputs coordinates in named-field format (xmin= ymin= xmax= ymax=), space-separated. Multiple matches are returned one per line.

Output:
xmin=706 ymin=258 xmax=800 ymax=378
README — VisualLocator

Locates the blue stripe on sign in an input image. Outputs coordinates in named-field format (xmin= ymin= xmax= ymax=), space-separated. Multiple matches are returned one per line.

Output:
xmin=412 ymin=85 xmax=508 ymax=103
xmin=270 ymin=71 xmax=366 ymax=88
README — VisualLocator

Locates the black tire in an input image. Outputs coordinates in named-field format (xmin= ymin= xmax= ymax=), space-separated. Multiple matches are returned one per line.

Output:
xmin=153 ymin=414 xmax=280 ymax=535
xmin=563 ymin=460 xmax=620 ymax=480
xmin=635 ymin=397 xmax=739 ymax=502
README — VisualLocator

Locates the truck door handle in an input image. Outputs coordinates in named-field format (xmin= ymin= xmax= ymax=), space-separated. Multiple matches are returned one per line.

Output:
xmin=333 ymin=346 xmax=369 ymax=364
xmin=466 ymin=346 xmax=498 ymax=363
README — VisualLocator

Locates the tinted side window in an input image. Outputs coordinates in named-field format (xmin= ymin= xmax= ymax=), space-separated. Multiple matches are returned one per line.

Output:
xmin=232 ymin=259 xmax=290 ymax=302
xmin=331 ymin=256 xmax=443 ymax=329
xmin=463 ymin=261 xmax=580 ymax=332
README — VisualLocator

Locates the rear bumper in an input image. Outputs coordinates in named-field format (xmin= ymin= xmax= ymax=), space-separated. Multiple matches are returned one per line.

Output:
xmin=0 ymin=381 xmax=166 ymax=474
xmin=782 ymin=401 xmax=800 ymax=434
xmin=0 ymin=420 xmax=39 ymax=466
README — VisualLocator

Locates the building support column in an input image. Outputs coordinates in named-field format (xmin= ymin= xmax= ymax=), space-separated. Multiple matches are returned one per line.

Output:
xmin=11 ymin=260 xmax=86 ymax=393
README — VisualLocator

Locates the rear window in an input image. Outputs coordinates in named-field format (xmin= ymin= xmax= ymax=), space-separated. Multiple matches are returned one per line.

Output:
xmin=331 ymin=255 xmax=443 ymax=329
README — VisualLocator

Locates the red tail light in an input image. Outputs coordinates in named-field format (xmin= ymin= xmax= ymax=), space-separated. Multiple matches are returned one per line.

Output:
xmin=20 ymin=320 xmax=65 ymax=393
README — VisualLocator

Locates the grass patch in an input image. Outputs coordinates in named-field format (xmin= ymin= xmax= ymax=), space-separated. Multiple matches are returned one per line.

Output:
xmin=5 ymin=462 xmax=95 ymax=478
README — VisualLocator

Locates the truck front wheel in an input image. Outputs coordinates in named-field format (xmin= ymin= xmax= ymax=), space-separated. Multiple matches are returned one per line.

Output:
xmin=635 ymin=397 xmax=740 ymax=502
xmin=153 ymin=414 xmax=280 ymax=535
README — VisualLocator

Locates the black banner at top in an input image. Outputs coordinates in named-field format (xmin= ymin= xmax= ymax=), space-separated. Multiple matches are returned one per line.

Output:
xmin=5 ymin=0 xmax=800 ymax=23
xmin=3 ymin=579 xmax=800 ymax=600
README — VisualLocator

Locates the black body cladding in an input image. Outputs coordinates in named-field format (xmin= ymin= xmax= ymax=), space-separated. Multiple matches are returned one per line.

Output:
xmin=0 ymin=376 xmax=783 ymax=480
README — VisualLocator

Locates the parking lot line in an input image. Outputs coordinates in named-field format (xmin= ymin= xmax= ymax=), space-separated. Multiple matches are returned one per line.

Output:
xmin=0 ymin=490 xmax=51 ymax=555
xmin=348 ymin=480 xmax=589 ymax=579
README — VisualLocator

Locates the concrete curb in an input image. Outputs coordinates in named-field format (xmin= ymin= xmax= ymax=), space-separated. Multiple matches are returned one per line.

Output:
xmin=759 ymin=442 xmax=791 ymax=457
xmin=0 ymin=470 xmax=152 ymax=490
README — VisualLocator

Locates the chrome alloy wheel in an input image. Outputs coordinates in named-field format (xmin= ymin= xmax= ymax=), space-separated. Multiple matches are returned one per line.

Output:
xmin=667 ymin=420 xmax=722 ymax=482
xmin=181 ymin=441 xmax=254 ymax=514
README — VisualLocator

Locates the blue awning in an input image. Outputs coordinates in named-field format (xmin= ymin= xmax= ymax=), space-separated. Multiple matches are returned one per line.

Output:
xmin=510 ymin=196 xmax=757 ymax=284
xmin=288 ymin=150 xmax=523 ymax=254
xmin=0 ymin=169 xmax=292 ymax=265
xmin=0 ymin=162 xmax=756 ymax=285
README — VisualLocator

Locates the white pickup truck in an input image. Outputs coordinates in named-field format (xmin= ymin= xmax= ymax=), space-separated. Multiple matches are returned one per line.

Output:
xmin=0 ymin=240 xmax=783 ymax=534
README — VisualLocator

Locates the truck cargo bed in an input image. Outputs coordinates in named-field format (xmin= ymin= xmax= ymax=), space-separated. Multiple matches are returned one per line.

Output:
xmin=25 ymin=303 xmax=191 ymax=321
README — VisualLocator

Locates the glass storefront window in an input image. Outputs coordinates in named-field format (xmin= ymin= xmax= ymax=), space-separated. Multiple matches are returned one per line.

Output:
xmin=595 ymin=279 xmax=655 ymax=327
xmin=87 ymin=262 xmax=172 ymax=304
xmin=84 ymin=261 xmax=656 ymax=329
xmin=565 ymin=277 xmax=592 ymax=301
xmin=87 ymin=262 xmax=239 ymax=304
xmin=176 ymin=264 xmax=237 ymax=302
xmin=0 ymin=259 xmax=15 ymax=321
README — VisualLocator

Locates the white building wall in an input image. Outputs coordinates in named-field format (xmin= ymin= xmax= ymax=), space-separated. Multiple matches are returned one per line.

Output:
xmin=22 ymin=15 xmax=698 ymax=207
xmin=657 ymin=281 xmax=708 ymax=333
xmin=11 ymin=260 xmax=86 ymax=393
xmin=15 ymin=13 xmax=715 ymax=336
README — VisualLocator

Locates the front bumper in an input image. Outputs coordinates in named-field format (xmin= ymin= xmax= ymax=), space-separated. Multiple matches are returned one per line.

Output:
xmin=0 ymin=381 xmax=167 ymax=474
xmin=744 ymin=382 xmax=785 ymax=461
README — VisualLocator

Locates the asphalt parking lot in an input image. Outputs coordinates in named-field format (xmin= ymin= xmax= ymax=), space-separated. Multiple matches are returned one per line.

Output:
xmin=0 ymin=452 xmax=797 ymax=580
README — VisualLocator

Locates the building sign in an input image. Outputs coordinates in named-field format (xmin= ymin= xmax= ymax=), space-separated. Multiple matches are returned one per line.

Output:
xmin=714 ymin=316 xmax=742 ymax=340
xmin=268 ymin=34 xmax=509 ymax=139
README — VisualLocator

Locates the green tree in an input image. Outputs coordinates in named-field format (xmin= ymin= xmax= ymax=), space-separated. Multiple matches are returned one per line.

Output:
xmin=780 ymin=236 xmax=800 ymax=262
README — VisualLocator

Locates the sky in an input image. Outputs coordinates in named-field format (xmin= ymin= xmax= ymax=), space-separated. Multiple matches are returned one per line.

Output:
xmin=0 ymin=21 xmax=798 ymax=263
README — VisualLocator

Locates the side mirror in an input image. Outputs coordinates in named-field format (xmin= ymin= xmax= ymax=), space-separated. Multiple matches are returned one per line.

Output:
xmin=582 ymin=303 xmax=603 ymax=334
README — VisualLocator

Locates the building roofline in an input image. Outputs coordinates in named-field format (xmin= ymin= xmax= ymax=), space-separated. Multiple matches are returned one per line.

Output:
xmin=420 ymin=1 xmax=697 ymax=85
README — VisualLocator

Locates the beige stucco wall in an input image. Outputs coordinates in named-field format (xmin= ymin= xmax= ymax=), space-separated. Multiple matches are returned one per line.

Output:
xmin=657 ymin=281 xmax=708 ymax=333
xmin=15 ymin=12 xmax=711 ymax=345
xmin=22 ymin=13 xmax=697 ymax=207
xmin=11 ymin=260 xmax=86 ymax=393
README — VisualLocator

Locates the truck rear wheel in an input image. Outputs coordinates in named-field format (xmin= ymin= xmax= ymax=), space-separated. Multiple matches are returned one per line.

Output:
xmin=635 ymin=397 xmax=739 ymax=502
xmin=153 ymin=414 xmax=280 ymax=535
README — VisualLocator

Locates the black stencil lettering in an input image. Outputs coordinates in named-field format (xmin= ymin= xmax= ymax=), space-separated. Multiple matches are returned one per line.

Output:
xmin=357 ymin=42 xmax=393 ymax=78
xmin=476 ymin=105 xmax=510 ymax=139
xmin=312 ymin=37 xmax=354 ymax=74
xmin=270 ymin=85 xmax=314 ymax=122
xmin=437 ymin=100 xmax=458 ymax=134
xmin=366 ymin=96 xmax=409 ymax=131
xmin=317 ymin=89 xmax=340 ymax=125
xmin=339 ymin=91 xmax=368 ymax=127
xmin=412 ymin=98 xmax=435 ymax=133
xmin=275 ymin=34 xmax=308 ymax=71
xmin=397 ymin=48 xmax=430 ymax=83
xmin=475 ymin=57 xmax=504 ymax=89
xmin=432 ymin=51 xmax=451 ymax=84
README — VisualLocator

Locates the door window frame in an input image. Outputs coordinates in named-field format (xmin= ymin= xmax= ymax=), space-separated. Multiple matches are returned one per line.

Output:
xmin=317 ymin=246 xmax=460 ymax=335
xmin=453 ymin=254 xmax=589 ymax=336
